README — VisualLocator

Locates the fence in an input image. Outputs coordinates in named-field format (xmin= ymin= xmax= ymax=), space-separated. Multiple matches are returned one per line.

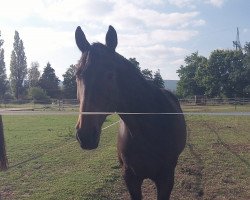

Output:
xmin=0 ymin=99 xmax=79 ymax=111
xmin=179 ymin=97 xmax=250 ymax=106
xmin=1 ymin=98 xmax=250 ymax=111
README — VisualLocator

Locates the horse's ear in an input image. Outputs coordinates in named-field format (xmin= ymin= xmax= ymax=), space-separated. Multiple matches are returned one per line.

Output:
xmin=75 ymin=26 xmax=90 ymax=52
xmin=106 ymin=25 xmax=117 ymax=51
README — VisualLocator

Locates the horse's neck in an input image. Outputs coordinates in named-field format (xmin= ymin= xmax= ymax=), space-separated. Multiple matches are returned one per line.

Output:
xmin=117 ymin=74 xmax=164 ymax=113
xmin=117 ymin=72 xmax=169 ymax=132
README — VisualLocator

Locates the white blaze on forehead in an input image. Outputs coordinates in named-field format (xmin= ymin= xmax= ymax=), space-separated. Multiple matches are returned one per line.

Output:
xmin=76 ymin=79 xmax=85 ymax=129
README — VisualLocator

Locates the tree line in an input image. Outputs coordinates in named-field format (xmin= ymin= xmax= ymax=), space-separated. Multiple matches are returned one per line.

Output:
xmin=0 ymin=30 xmax=165 ymax=102
xmin=176 ymin=43 xmax=250 ymax=98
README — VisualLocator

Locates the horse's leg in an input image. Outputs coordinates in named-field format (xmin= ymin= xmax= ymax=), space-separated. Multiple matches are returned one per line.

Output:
xmin=155 ymin=166 xmax=176 ymax=200
xmin=123 ymin=168 xmax=143 ymax=200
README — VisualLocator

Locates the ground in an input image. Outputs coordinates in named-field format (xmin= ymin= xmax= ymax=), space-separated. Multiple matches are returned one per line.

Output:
xmin=0 ymin=105 xmax=249 ymax=199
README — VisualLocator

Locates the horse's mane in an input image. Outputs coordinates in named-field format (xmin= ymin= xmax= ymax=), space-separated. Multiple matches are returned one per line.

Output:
xmin=77 ymin=42 xmax=144 ymax=79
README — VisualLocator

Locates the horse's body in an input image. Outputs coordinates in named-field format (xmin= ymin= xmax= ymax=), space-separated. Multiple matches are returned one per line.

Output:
xmin=75 ymin=26 xmax=186 ymax=200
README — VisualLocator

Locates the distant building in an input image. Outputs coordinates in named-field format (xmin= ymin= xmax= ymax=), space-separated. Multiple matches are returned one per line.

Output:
xmin=164 ymin=80 xmax=178 ymax=92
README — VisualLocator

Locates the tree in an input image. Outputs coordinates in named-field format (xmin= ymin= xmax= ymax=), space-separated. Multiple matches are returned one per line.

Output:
xmin=129 ymin=58 xmax=140 ymax=71
xmin=0 ymin=31 xmax=8 ymax=99
xmin=242 ymin=42 xmax=250 ymax=97
xmin=205 ymin=49 xmax=245 ymax=97
xmin=141 ymin=69 xmax=153 ymax=80
xmin=28 ymin=87 xmax=50 ymax=102
xmin=63 ymin=64 xmax=77 ymax=99
xmin=28 ymin=62 xmax=40 ymax=88
xmin=10 ymin=31 xmax=27 ymax=99
xmin=153 ymin=69 xmax=165 ymax=88
xmin=39 ymin=62 xmax=60 ymax=98
xmin=128 ymin=57 xmax=165 ymax=89
xmin=176 ymin=52 xmax=207 ymax=98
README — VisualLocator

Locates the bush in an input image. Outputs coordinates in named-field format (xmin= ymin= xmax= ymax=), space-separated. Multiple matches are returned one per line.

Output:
xmin=3 ymin=92 xmax=14 ymax=100
xmin=28 ymin=87 xmax=51 ymax=103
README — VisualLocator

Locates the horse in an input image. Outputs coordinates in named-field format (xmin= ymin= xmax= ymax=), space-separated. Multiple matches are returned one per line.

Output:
xmin=0 ymin=115 xmax=8 ymax=171
xmin=75 ymin=25 xmax=187 ymax=200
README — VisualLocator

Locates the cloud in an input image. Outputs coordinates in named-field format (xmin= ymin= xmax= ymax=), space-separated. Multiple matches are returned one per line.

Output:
xmin=150 ymin=29 xmax=199 ymax=42
xmin=168 ymin=0 xmax=226 ymax=8
xmin=205 ymin=0 xmax=225 ymax=7
xmin=243 ymin=28 xmax=249 ymax=34
xmin=0 ymin=0 xmax=207 ymax=80
xmin=106 ymin=2 xmax=202 ymax=30
xmin=41 ymin=0 xmax=114 ymax=22
xmin=1 ymin=26 xmax=78 ymax=76
xmin=0 ymin=0 xmax=44 ymax=21
xmin=168 ymin=0 xmax=196 ymax=8
xmin=118 ymin=43 xmax=188 ymax=79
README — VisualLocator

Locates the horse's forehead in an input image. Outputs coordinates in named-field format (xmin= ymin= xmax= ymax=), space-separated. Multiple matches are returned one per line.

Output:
xmin=92 ymin=44 xmax=110 ymax=58
xmin=89 ymin=46 xmax=113 ymax=65
xmin=77 ymin=44 xmax=112 ymax=72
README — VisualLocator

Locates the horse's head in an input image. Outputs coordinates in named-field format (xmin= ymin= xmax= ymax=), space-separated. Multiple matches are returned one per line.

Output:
xmin=75 ymin=25 xmax=119 ymax=150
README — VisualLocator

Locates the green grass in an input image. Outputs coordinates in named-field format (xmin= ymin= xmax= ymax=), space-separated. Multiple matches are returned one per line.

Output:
xmin=0 ymin=115 xmax=121 ymax=200
xmin=0 ymin=106 xmax=249 ymax=199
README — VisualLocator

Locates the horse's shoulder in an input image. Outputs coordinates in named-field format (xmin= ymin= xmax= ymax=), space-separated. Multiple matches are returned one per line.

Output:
xmin=160 ymin=89 xmax=182 ymax=112
xmin=160 ymin=89 xmax=178 ymax=102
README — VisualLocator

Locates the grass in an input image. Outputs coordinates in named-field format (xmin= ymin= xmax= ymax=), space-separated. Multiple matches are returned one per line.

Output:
xmin=172 ymin=115 xmax=250 ymax=200
xmin=0 ymin=106 xmax=249 ymax=199
xmin=0 ymin=115 xmax=121 ymax=200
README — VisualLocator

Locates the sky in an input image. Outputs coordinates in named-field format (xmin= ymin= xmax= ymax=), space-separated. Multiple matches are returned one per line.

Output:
xmin=0 ymin=0 xmax=249 ymax=80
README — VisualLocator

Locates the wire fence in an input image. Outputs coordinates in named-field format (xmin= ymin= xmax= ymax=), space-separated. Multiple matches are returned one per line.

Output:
xmin=180 ymin=97 xmax=250 ymax=106
xmin=1 ymin=97 xmax=250 ymax=112
xmin=0 ymin=99 xmax=79 ymax=111
xmin=1 ymin=103 xmax=249 ymax=172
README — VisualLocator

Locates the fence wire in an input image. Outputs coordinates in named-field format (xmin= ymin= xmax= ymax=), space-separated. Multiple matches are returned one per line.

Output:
xmin=0 ymin=111 xmax=250 ymax=116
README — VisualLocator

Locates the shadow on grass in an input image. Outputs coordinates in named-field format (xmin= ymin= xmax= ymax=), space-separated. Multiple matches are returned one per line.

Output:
xmin=8 ymin=140 xmax=76 ymax=170
xmin=204 ymin=123 xmax=250 ymax=168
xmin=8 ymin=154 xmax=43 ymax=169
xmin=184 ymin=125 xmax=204 ymax=199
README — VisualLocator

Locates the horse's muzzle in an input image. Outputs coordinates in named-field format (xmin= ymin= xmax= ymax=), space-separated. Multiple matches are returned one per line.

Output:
xmin=76 ymin=129 xmax=99 ymax=150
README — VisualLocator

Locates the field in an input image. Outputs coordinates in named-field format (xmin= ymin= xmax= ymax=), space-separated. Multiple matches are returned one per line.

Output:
xmin=0 ymin=105 xmax=250 ymax=200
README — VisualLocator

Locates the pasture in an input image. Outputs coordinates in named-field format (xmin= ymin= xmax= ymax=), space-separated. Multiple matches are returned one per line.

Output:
xmin=0 ymin=105 xmax=249 ymax=200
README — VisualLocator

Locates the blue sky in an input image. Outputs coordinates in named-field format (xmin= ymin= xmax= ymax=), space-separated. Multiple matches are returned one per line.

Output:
xmin=0 ymin=0 xmax=249 ymax=80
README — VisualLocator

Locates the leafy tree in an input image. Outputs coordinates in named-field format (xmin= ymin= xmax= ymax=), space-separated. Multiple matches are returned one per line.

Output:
xmin=39 ymin=62 xmax=60 ymax=98
xmin=0 ymin=31 xmax=8 ymax=99
xmin=28 ymin=87 xmax=50 ymax=102
xmin=176 ymin=52 xmax=207 ymax=98
xmin=205 ymin=49 xmax=245 ymax=97
xmin=177 ymin=47 xmax=250 ymax=98
xmin=63 ymin=64 xmax=77 ymax=99
xmin=129 ymin=58 xmax=140 ymax=71
xmin=10 ymin=31 xmax=27 ymax=99
xmin=28 ymin=62 xmax=40 ymax=88
xmin=153 ymin=69 xmax=165 ymax=88
xmin=129 ymin=57 xmax=165 ymax=89
xmin=242 ymin=42 xmax=250 ymax=97
xmin=141 ymin=69 xmax=153 ymax=80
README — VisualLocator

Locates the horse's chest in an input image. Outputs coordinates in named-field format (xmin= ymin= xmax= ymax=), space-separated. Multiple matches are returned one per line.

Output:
xmin=118 ymin=134 xmax=167 ymax=178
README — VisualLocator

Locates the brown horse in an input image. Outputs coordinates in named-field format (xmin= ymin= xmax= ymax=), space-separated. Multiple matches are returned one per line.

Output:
xmin=75 ymin=25 xmax=186 ymax=200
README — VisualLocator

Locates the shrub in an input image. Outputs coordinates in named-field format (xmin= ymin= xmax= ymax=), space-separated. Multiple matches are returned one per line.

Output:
xmin=28 ymin=87 xmax=51 ymax=103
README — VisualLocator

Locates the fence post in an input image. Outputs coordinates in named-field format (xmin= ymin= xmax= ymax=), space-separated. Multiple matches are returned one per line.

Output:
xmin=0 ymin=115 xmax=8 ymax=171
